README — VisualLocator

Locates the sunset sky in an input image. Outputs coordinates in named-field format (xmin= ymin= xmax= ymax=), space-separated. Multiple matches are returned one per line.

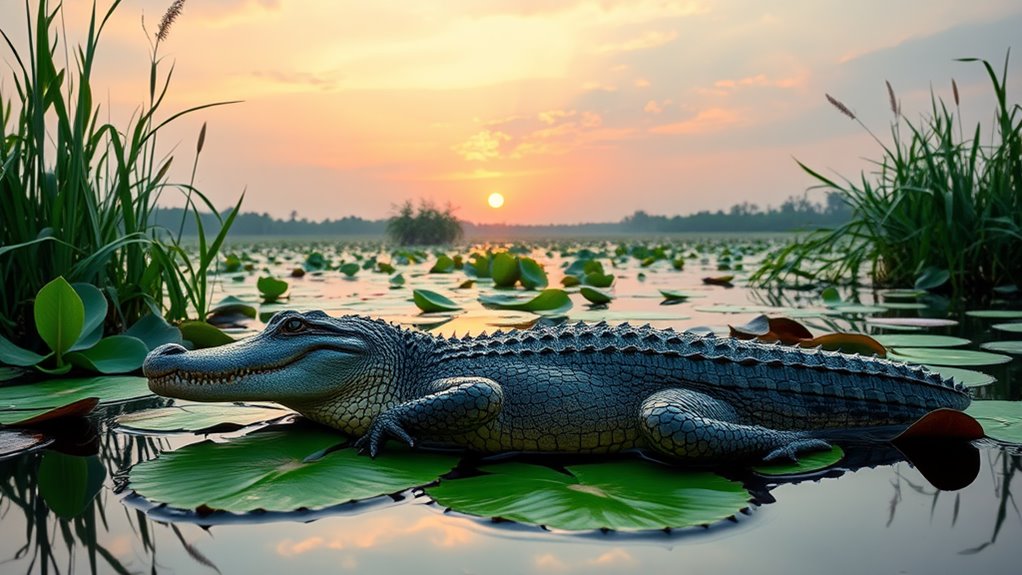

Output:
xmin=2 ymin=1 xmax=1020 ymax=224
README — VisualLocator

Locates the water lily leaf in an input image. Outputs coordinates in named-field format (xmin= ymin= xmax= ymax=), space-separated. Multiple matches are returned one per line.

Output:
xmin=820 ymin=287 xmax=842 ymax=306
xmin=37 ymin=452 xmax=106 ymax=519
xmin=339 ymin=263 xmax=360 ymax=277
xmin=180 ymin=321 xmax=234 ymax=349
xmin=479 ymin=289 xmax=572 ymax=313
xmin=561 ymin=275 xmax=581 ymax=287
xmin=702 ymin=275 xmax=734 ymax=286
xmin=115 ymin=402 xmax=293 ymax=434
xmin=69 ymin=283 xmax=107 ymax=352
xmin=893 ymin=408 xmax=984 ymax=441
xmin=752 ymin=445 xmax=845 ymax=476
xmin=965 ymin=310 xmax=1022 ymax=319
xmin=206 ymin=296 xmax=257 ymax=327
xmin=833 ymin=305 xmax=888 ymax=314
xmin=991 ymin=322 xmax=1022 ymax=334
xmin=872 ymin=335 xmax=971 ymax=348
xmin=412 ymin=289 xmax=463 ymax=313
xmin=127 ymin=429 xmax=458 ymax=514
xmin=389 ymin=273 xmax=406 ymax=288
xmin=979 ymin=341 xmax=1022 ymax=355
xmin=0 ymin=334 xmax=47 ymax=367
xmin=729 ymin=315 xmax=770 ymax=338
xmin=377 ymin=261 xmax=396 ymax=274
xmin=0 ymin=429 xmax=51 ymax=461
xmin=580 ymin=287 xmax=613 ymax=305
xmin=866 ymin=317 xmax=958 ymax=328
xmin=66 ymin=335 xmax=148 ymax=374
xmin=34 ymin=276 xmax=84 ymax=362
xmin=730 ymin=315 xmax=813 ymax=344
xmin=0 ymin=367 xmax=25 ymax=382
xmin=914 ymin=267 xmax=950 ymax=291
xmin=126 ymin=313 xmax=183 ymax=352
xmin=0 ymin=376 xmax=150 ymax=409
xmin=887 ymin=348 xmax=1012 ymax=367
xmin=583 ymin=272 xmax=614 ymax=288
xmin=426 ymin=461 xmax=751 ymax=531
xmin=880 ymin=289 xmax=926 ymax=300
xmin=922 ymin=365 xmax=996 ymax=388
xmin=800 ymin=333 xmax=886 ymax=357
xmin=518 ymin=257 xmax=549 ymax=290
xmin=429 ymin=255 xmax=455 ymax=274
xmin=457 ymin=279 xmax=475 ymax=289
xmin=0 ymin=397 xmax=99 ymax=427
xmin=490 ymin=253 xmax=521 ymax=287
xmin=659 ymin=290 xmax=701 ymax=302
xmin=257 ymin=277 xmax=289 ymax=302
xmin=965 ymin=401 xmax=1022 ymax=443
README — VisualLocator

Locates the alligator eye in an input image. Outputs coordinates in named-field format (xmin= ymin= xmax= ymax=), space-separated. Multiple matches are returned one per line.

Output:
xmin=282 ymin=318 xmax=306 ymax=333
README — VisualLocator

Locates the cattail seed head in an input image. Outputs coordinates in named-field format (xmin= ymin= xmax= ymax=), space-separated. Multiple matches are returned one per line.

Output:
xmin=826 ymin=94 xmax=856 ymax=120
xmin=885 ymin=80 xmax=900 ymax=116
xmin=952 ymin=79 xmax=960 ymax=106
xmin=156 ymin=0 xmax=186 ymax=42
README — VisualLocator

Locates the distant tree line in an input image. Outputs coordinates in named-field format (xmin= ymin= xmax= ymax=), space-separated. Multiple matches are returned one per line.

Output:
xmin=621 ymin=193 xmax=851 ymax=233
xmin=386 ymin=200 xmax=463 ymax=245
xmin=152 ymin=208 xmax=386 ymax=236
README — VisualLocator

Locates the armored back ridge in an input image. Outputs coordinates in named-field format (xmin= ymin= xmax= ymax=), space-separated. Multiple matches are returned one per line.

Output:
xmin=143 ymin=312 xmax=971 ymax=462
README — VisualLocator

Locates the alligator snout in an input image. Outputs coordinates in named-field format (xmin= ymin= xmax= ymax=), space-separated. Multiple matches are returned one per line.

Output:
xmin=143 ymin=343 xmax=188 ymax=378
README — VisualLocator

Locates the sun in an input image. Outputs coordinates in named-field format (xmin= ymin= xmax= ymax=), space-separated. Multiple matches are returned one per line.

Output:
xmin=487 ymin=192 xmax=505 ymax=209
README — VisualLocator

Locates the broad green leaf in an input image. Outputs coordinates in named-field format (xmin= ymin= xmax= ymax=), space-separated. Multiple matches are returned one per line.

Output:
xmin=427 ymin=461 xmax=750 ymax=531
xmin=128 ymin=429 xmax=458 ymax=513
xmin=965 ymin=401 xmax=1022 ymax=443
xmin=866 ymin=317 xmax=958 ymax=328
xmin=0 ymin=376 xmax=150 ymax=410
xmin=872 ymin=335 xmax=971 ymax=348
xmin=980 ymin=341 xmax=1022 ymax=355
xmin=340 ymin=262 xmax=360 ymax=277
xmin=0 ymin=335 xmax=47 ymax=367
xmin=490 ymin=253 xmax=520 ymax=287
xmin=833 ymin=304 xmax=888 ymax=314
xmin=412 ymin=289 xmax=463 ymax=313
xmin=479 ymin=289 xmax=572 ymax=314
xmin=583 ymin=272 xmax=615 ymax=288
xmin=180 ymin=321 xmax=234 ymax=349
xmin=0 ymin=430 xmax=51 ymax=461
xmin=991 ymin=322 xmax=1022 ymax=334
xmin=923 ymin=365 xmax=996 ymax=388
xmin=37 ymin=453 xmax=106 ymax=519
xmin=965 ymin=310 xmax=1022 ymax=319
xmin=659 ymin=289 xmax=701 ymax=302
xmin=561 ymin=275 xmax=581 ymax=287
xmin=206 ymin=296 xmax=257 ymax=326
xmin=580 ymin=286 xmax=613 ymax=305
xmin=115 ymin=402 xmax=293 ymax=434
xmin=752 ymin=445 xmax=845 ymax=476
xmin=126 ymin=313 xmax=183 ymax=352
xmin=389 ymin=273 xmax=406 ymax=288
xmin=429 ymin=255 xmax=455 ymax=274
xmin=914 ymin=267 xmax=950 ymax=290
xmin=518 ymin=257 xmax=549 ymax=290
xmin=69 ymin=283 xmax=107 ymax=352
xmin=887 ymin=347 xmax=1012 ymax=367
xmin=257 ymin=276 xmax=289 ymax=301
xmin=820 ymin=287 xmax=842 ymax=306
xmin=0 ymin=397 xmax=99 ymax=426
xmin=66 ymin=335 xmax=149 ymax=374
xmin=34 ymin=276 xmax=85 ymax=362
xmin=880 ymin=289 xmax=926 ymax=300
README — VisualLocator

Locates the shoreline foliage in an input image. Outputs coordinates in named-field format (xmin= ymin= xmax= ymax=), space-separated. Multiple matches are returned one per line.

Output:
xmin=386 ymin=200 xmax=464 ymax=245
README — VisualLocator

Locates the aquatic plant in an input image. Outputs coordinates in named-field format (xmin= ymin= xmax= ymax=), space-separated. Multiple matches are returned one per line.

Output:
xmin=753 ymin=55 xmax=1022 ymax=298
xmin=386 ymin=200 xmax=463 ymax=245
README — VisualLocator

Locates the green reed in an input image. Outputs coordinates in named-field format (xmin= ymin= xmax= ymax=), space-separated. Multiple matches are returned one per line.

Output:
xmin=753 ymin=55 xmax=1021 ymax=298
xmin=0 ymin=0 xmax=241 ymax=344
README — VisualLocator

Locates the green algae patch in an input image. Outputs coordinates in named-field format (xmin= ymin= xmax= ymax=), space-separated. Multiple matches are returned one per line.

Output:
xmin=426 ymin=461 xmax=751 ymax=531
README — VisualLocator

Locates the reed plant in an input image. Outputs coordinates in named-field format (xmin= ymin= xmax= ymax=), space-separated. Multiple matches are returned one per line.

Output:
xmin=753 ymin=55 xmax=1022 ymax=298
xmin=0 ymin=0 xmax=241 ymax=346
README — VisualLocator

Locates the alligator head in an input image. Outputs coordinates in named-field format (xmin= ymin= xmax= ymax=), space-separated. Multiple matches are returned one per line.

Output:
xmin=143 ymin=311 xmax=406 ymax=404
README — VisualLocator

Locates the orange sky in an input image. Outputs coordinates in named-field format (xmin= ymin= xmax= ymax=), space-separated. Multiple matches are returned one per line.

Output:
xmin=2 ymin=1 xmax=1020 ymax=223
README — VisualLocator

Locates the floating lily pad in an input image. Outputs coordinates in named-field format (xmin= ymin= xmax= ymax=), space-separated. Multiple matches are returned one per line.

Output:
xmin=658 ymin=289 xmax=703 ymax=302
xmin=569 ymin=310 xmax=690 ymax=322
xmin=0 ymin=397 xmax=99 ymax=427
xmin=580 ymin=287 xmax=613 ymax=305
xmin=128 ymin=428 xmax=459 ymax=514
xmin=833 ymin=305 xmax=888 ymax=314
xmin=479 ymin=289 xmax=572 ymax=314
xmin=0 ymin=429 xmax=52 ymax=461
xmin=115 ymin=402 xmax=294 ymax=434
xmin=752 ymin=445 xmax=845 ymax=476
xmin=872 ymin=335 xmax=971 ymax=348
xmin=979 ymin=341 xmax=1022 ymax=355
xmin=0 ymin=376 xmax=150 ymax=410
xmin=965 ymin=401 xmax=1022 ymax=443
xmin=880 ymin=289 xmax=926 ymax=300
xmin=964 ymin=310 xmax=1022 ymax=319
xmin=866 ymin=317 xmax=958 ymax=328
xmin=921 ymin=365 xmax=996 ymax=388
xmin=426 ymin=461 xmax=751 ymax=531
xmin=412 ymin=289 xmax=463 ymax=313
xmin=887 ymin=348 xmax=1012 ymax=367
xmin=991 ymin=323 xmax=1022 ymax=334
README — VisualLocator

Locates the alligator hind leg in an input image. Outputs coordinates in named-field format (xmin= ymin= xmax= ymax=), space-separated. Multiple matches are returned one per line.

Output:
xmin=638 ymin=389 xmax=829 ymax=462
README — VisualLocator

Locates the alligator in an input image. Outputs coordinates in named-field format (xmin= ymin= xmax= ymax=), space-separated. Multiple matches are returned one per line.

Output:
xmin=143 ymin=311 xmax=971 ymax=463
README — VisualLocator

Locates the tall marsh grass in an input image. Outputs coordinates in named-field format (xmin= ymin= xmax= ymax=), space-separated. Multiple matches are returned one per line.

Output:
xmin=0 ymin=0 xmax=241 ymax=344
xmin=753 ymin=56 xmax=1022 ymax=298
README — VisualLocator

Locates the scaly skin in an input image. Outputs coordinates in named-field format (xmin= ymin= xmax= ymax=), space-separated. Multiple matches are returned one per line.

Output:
xmin=143 ymin=311 xmax=972 ymax=462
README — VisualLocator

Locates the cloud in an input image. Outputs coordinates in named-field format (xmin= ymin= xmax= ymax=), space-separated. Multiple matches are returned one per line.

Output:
xmin=596 ymin=30 xmax=678 ymax=54
xmin=649 ymin=107 xmax=745 ymax=135
xmin=452 ymin=130 xmax=512 ymax=161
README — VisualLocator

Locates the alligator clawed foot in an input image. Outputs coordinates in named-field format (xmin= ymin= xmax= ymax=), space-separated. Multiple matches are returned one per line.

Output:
xmin=763 ymin=439 xmax=831 ymax=464
xmin=354 ymin=414 xmax=416 ymax=458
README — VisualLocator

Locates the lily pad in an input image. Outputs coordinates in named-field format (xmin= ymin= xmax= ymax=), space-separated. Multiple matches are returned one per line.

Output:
xmin=979 ymin=341 xmax=1022 ymax=355
xmin=0 ymin=429 xmax=52 ymax=461
xmin=412 ymin=289 xmax=463 ymax=313
xmin=752 ymin=445 xmax=845 ymax=476
xmin=833 ymin=305 xmax=888 ymax=314
xmin=991 ymin=323 xmax=1022 ymax=334
xmin=964 ymin=310 xmax=1022 ymax=319
xmin=887 ymin=348 xmax=1012 ymax=367
xmin=872 ymin=335 xmax=971 ymax=348
xmin=426 ymin=461 xmax=750 ymax=531
xmin=490 ymin=253 xmax=521 ymax=287
xmin=658 ymin=289 xmax=703 ymax=302
xmin=0 ymin=376 xmax=150 ymax=410
xmin=518 ymin=257 xmax=549 ymax=290
xmin=922 ymin=365 xmax=996 ymax=388
xmin=866 ymin=317 xmax=958 ymax=328
xmin=479 ymin=289 xmax=572 ymax=314
xmin=880 ymin=289 xmax=926 ymax=300
xmin=580 ymin=287 xmax=613 ymax=305
xmin=115 ymin=402 xmax=294 ymax=434
xmin=0 ymin=397 xmax=99 ymax=427
xmin=180 ymin=321 xmax=234 ymax=349
xmin=127 ymin=428 xmax=458 ymax=514
xmin=965 ymin=401 xmax=1022 ymax=443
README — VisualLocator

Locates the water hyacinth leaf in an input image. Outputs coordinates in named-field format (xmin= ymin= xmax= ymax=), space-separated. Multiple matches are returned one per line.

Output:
xmin=914 ymin=267 xmax=950 ymax=291
xmin=752 ymin=445 xmax=845 ymax=476
xmin=127 ymin=429 xmax=459 ymax=514
xmin=980 ymin=341 xmax=1022 ymax=355
xmin=799 ymin=334 xmax=886 ymax=357
xmin=69 ymin=283 xmax=107 ymax=352
xmin=426 ymin=461 xmax=750 ymax=531
xmin=886 ymin=348 xmax=1012 ymax=367
xmin=0 ymin=376 xmax=150 ymax=409
xmin=964 ymin=310 xmax=1022 ymax=319
xmin=922 ymin=365 xmax=995 ymax=388
xmin=257 ymin=276 xmax=289 ymax=301
xmin=0 ymin=397 xmax=99 ymax=427
xmin=429 ymin=255 xmax=456 ymax=274
xmin=34 ymin=276 xmax=84 ymax=362
xmin=866 ymin=317 xmax=958 ymax=328
xmin=490 ymin=253 xmax=521 ymax=287
xmin=872 ymin=335 xmax=971 ymax=348
xmin=0 ymin=335 xmax=47 ymax=367
xmin=115 ymin=402 xmax=293 ymax=434
xmin=180 ymin=321 xmax=235 ymax=349
xmin=518 ymin=257 xmax=549 ymax=290
xmin=66 ymin=335 xmax=149 ymax=374
xmin=965 ymin=401 xmax=1022 ymax=444
xmin=580 ymin=287 xmax=613 ymax=305
xmin=126 ymin=313 xmax=184 ymax=352
xmin=339 ymin=263 xmax=360 ymax=277
xmin=37 ymin=452 xmax=106 ymax=519
xmin=0 ymin=430 xmax=52 ymax=461
xmin=479 ymin=289 xmax=572 ymax=313
xmin=991 ymin=323 xmax=1022 ymax=334
xmin=412 ymin=289 xmax=463 ymax=313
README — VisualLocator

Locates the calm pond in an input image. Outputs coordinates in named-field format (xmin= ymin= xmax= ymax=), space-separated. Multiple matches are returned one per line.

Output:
xmin=1 ymin=238 xmax=1020 ymax=574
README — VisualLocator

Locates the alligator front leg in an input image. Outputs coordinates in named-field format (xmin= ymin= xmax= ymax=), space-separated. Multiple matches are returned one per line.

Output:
xmin=638 ymin=388 xmax=829 ymax=462
xmin=355 ymin=376 xmax=503 ymax=457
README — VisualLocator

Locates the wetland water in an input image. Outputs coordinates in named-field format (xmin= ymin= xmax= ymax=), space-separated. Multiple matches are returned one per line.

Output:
xmin=1 ymin=239 xmax=1020 ymax=574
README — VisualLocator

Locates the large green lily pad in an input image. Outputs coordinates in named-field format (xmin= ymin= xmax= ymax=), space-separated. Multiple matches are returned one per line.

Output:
xmin=964 ymin=310 xmax=1022 ymax=319
xmin=426 ymin=461 xmax=751 ymax=531
xmin=979 ymin=341 xmax=1022 ymax=355
xmin=752 ymin=445 xmax=845 ymax=476
xmin=115 ymin=402 xmax=294 ymax=434
xmin=866 ymin=317 xmax=958 ymax=328
xmin=872 ymin=335 xmax=971 ymax=348
xmin=128 ymin=428 xmax=459 ymax=514
xmin=0 ymin=376 xmax=151 ymax=410
xmin=922 ymin=365 xmax=996 ymax=388
xmin=991 ymin=323 xmax=1022 ymax=334
xmin=965 ymin=401 xmax=1022 ymax=444
xmin=887 ymin=348 xmax=1012 ymax=367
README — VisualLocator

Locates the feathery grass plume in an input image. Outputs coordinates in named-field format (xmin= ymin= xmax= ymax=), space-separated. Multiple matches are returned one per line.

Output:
xmin=826 ymin=94 xmax=856 ymax=120
xmin=952 ymin=79 xmax=960 ymax=106
xmin=156 ymin=0 xmax=186 ymax=41
xmin=885 ymin=80 xmax=899 ymax=116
